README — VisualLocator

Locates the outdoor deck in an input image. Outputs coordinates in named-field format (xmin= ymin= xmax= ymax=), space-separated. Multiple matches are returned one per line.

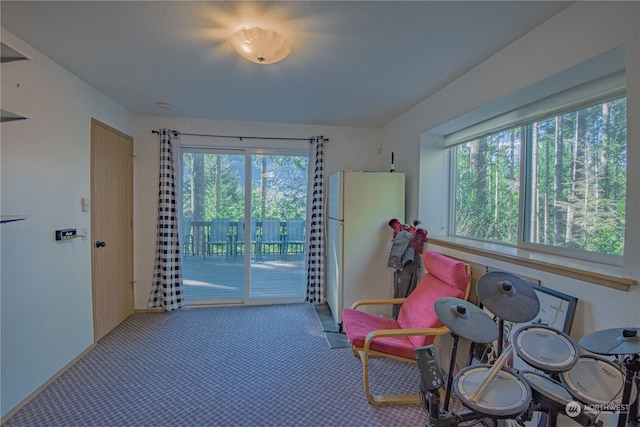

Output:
xmin=182 ymin=254 xmax=306 ymax=302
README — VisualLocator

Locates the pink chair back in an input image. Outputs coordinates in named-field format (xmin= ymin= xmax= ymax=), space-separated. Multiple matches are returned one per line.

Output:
xmin=397 ymin=250 xmax=471 ymax=348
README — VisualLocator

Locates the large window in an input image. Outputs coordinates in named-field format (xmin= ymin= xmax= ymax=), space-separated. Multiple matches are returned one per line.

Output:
xmin=452 ymin=97 xmax=627 ymax=259
xmin=454 ymin=128 xmax=521 ymax=244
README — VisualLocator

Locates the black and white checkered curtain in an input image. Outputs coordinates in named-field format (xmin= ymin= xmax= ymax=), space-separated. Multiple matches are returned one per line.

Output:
xmin=305 ymin=137 xmax=325 ymax=303
xmin=148 ymin=129 xmax=184 ymax=312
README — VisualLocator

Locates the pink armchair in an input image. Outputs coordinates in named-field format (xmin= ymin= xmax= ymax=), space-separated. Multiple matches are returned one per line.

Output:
xmin=342 ymin=250 xmax=471 ymax=405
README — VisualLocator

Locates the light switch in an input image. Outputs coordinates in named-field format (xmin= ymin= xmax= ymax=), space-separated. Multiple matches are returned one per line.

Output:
xmin=81 ymin=197 xmax=90 ymax=212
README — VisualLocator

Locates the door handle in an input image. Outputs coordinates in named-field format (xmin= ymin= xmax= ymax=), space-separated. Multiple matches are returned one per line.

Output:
xmin=95 ymin=241 xmax=106 ymax=248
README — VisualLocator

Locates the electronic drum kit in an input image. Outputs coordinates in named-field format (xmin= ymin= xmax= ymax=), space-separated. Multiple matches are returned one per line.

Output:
xmin=416 ymin=271 xmax=640 ymax=427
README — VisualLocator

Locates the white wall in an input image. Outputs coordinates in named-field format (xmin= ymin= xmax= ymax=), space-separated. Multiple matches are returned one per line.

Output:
xmin=382 ymin=2 xmax=640 ymax=336
xmin=131 ymin=116 xmax=385 ymax=309
xmin=385 ymin=2 xmax=639 ymax=235
xmin=0 ymin=29 xmax=133 ymax=418
xmin=3 ymin=1 xmax=639 ymax=422
xmin=0 ymin=27 xmax=387 ymax=415
xmin=381 ymin=6 xmax=639 ymax=424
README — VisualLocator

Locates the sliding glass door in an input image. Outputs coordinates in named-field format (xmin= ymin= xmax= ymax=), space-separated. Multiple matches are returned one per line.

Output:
xmin=180 ymin=147 xmax=307 ymax=305
xmin=181 ymin=149 xmax=245 ymax=304
xmin=249 ymin=153 xmax=307 ymax=301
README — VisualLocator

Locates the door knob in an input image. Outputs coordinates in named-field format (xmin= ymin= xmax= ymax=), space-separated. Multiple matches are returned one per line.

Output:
xmin=95 ymin=241 xmax=106 ymax=248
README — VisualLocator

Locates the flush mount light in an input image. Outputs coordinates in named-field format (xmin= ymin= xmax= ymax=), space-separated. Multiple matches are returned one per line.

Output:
xmin=230 ymin=27 xmax=291 ymax=65
xmin=155 ymin=102 xmax=172 ymax=110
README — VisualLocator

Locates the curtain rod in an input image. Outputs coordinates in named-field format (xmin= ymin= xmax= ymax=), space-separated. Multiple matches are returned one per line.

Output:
xmin=151 ymin=129 xmax=328 ymax=143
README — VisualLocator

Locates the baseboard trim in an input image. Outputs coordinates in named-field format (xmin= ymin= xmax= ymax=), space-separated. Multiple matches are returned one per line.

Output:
xmin=135 ymin=308 xmax=164 ymax=313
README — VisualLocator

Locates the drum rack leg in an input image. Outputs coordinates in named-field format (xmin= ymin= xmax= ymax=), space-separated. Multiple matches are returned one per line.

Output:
xmin=497 ymin=318 xmax=505 ymax=357
xmin=443 ymin=333 xmax=460 ymax=412
xmin=619 ymin=354 xmax=640 ymax=427
xmin=632 ymin=374 xmax=640 ymax=426
xmin=537 ymin=411 xmax=557 ymax=427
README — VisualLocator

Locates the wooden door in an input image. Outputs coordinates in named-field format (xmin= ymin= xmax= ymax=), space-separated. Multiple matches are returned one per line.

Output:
xmin=91 ymin=118 xmax=134 ymax=342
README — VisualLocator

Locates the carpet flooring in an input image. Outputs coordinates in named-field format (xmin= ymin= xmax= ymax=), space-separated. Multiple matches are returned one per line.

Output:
xmin=4 ymin=303 xmax=427 ymax=426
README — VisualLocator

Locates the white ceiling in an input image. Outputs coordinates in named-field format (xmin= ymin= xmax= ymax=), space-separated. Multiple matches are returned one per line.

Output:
xmin=1 ymin=1 xmax=573 ymax=128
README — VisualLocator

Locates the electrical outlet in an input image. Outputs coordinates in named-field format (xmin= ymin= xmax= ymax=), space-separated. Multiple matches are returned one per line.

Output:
xmin=55 ymin=229 xmax=77 ymax=241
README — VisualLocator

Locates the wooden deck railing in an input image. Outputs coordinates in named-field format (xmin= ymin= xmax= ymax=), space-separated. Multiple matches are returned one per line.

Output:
xmin=183 ymin=220 xmax=305 ymax=257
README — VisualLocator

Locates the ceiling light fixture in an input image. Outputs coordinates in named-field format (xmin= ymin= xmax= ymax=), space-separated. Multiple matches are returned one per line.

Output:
xmin=230 ymin=27 xmax=290 ymax=65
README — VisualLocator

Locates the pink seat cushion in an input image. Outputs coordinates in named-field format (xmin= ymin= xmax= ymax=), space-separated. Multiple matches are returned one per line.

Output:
xmin=342 ymin=251 xmax=470 ymax=359
xmin=342 ymin=308 xmax=428 ymax=360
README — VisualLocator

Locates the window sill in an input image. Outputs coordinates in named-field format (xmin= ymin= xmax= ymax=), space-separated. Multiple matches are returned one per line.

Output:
xmin=428 ymin=236 xmax=637 ymax=292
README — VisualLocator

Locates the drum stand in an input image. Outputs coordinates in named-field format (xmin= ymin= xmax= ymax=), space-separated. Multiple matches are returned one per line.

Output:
xmin=423 ymin=387 xmax=525 ymax=427
xmin=443 ymin=333 xmax=461 ymax=412
xmin=426 ymin=298 xmax=534 ymax=427
xmin=579 ymin=328 xmax=640 ymax=427
xmin=418 ymin=336 xmax=526 ymax=427
xmin=618 ymin=353 xmax=639 ymax=427
xmin=529 ymin=401 xmax=601 ymax=427
xmin=529 ymin=368 xmax=568 ymax=427
xmin=519 ymin=362 xmax=602 ymax=426
xmin=496 ymin=318 xmax=506 ymax=357
xmin=532 ymin=346 xmax=638 ymax=427
xmin=417 ymin=341 xmax=481 ymax=427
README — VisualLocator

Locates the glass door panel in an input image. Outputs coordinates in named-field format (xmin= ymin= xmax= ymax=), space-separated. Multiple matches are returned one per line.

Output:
xmin=249 ymin=153 xmax=308 ymax=302
xmin=181 ymin=150 xmax=245 ymax=304
xmin=181 ymin=148 xmax=308 ymax=305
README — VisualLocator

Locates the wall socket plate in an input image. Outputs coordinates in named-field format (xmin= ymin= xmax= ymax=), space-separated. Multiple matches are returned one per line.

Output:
xmin=55 ymin=229 xmax=77 ymax=241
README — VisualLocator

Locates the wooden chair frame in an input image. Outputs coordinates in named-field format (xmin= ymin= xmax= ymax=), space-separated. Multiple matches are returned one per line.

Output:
xmin=349 ymin=263 xmax=471 ymax=405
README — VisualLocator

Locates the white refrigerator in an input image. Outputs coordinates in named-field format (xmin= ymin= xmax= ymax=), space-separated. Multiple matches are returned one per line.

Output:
xmin=327 ymin=171 xmax=406 ymax=326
